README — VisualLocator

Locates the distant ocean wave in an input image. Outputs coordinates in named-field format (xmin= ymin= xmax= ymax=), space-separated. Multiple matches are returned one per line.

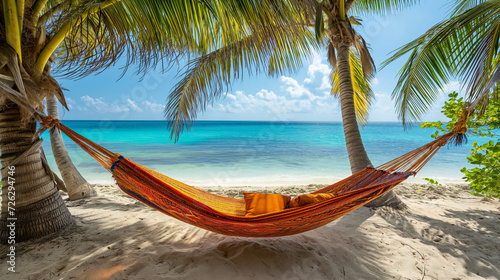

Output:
xmin=41 ymin=120 xmax=484 ymax=186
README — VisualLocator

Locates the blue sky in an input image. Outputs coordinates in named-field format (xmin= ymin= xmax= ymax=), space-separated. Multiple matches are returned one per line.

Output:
xmin=56 ymin=0 xmax=462 ymax=122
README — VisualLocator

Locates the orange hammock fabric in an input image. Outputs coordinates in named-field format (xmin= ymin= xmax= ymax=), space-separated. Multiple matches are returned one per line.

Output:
xmin=39 ymin=114 xmax=469 ymax=237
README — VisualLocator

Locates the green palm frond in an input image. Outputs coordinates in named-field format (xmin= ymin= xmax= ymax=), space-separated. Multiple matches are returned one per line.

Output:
xmin=353 ymin=0 xmax=420 ymax=15
xmin=332 ymin=47 xmax=375 ymax=126
xmin=32 ymin=0 xmax=304 ymax=78
xmin=382 ymin=0 xmax=500 ymax=124
xmin=165 ymin=24 xmax=319 ymax=141
xmin=449 ymin=0 xmax=488 ymax=16
xmin=315 ymin=3 xmax=325 ymax=42
xmin=46 ymin=0 xmax=220 ymax=78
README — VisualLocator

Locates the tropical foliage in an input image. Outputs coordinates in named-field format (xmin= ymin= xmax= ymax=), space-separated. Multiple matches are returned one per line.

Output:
xmin=164 ymin=0 xmax=394 ymax=140
xmin=421 ymin=92 xmax=500 ymax=199
xmin=0 ymin=0 xmax=304 ymax=242
xmin=382 ymin=0 xmax=500 ymax=124
xmin=164 ymin=0 xmax=420 ymax=209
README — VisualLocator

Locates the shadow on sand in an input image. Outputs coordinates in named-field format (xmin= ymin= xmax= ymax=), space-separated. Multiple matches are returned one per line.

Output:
xmin=378 ymin=206 xmax=500 ymax=279
xmin=0 ymin=197 xmax=404 ymax=280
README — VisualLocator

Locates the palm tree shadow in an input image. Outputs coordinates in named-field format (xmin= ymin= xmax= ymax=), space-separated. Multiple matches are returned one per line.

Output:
xmin=68 ymin=195 xmax=145 ymax=212
xmin=377 ymin=206 xmax=500 ymax=279
xmin=3 ymin=203 xmax=407 ymax=280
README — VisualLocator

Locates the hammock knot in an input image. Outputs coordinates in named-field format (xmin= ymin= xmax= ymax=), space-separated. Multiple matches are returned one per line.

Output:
xmin=452 ymin=107 xmax=472 ymax=135
xmin=449 ymin=106 xmax=473 ymax=146
xmin=41 ymin=115 xmax=61 ymax=129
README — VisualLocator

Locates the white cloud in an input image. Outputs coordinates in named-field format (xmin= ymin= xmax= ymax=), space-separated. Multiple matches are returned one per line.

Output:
xmin=65 ymin=97 xmax=76 ymax=109
xmin=216 ymin=87 xmax=336 ymax=116
xmin=207 ymin=59 xmax=343 ymax=119
xmin=441 ymin=81 xmax=461 ymax=94
xmin=305 ymin=54 xmax=332 ymax=91
xmin=280 ymin=76 xmax=311 ymax=98
xmin=307 ymin=54 xmax=331 ymax=80
xmin=66 ymin=97 xmax=76 ymax=105
xmin=109 ymin=104 xmax=130 ymax=113
xmin=318 ymin=75 xmax=332 ymax=90
xmin=279 ymin=76 xmax=324 ymax=102
xmin=256 ymin=89 xmax=277 ymax=101
xmin=81 ymin=95 xmax=106 ymax=108
xmin=80 ymin=95 xmax=146 ymax=113
xmin=127 ymin=99 xmax=143 ymax=112
xmin=224 ymin=93 xmax=237 ymax=100
xmin=142 ymin=100 xmax=164 ymax=112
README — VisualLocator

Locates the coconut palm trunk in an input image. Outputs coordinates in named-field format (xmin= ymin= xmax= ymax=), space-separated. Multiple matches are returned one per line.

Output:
xmin=46 ymin=95 xmax=95 ymax=200
xmin=0 ymin=102 xmax=74 ymax=243
xmin=336 ymin=45 xmax=372 ymax=173
xmin=335 ymin=44 xmax=404 ymax=209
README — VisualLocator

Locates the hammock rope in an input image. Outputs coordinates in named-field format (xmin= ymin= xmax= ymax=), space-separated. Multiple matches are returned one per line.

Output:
xmin=38 ymin=109 xmax=470 ymax=237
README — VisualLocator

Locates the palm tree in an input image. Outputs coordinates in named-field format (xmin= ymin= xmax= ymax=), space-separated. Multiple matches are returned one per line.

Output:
xmin=165 ymin=0 xmax=419 ymax=208
xmin=382 ymin=0 xmax=500 ymax=124
xmin=46 ymin=94 xmax=96 ymax=200
xmin=0 ymin=0 xmax=292 ymax=243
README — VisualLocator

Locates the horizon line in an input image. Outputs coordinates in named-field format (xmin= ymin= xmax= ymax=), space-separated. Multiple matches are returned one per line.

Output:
xmin=59 ymin=119 xmax=408 ymax=123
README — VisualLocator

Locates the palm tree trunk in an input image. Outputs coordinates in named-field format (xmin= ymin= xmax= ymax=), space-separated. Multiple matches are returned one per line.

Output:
xmin=336 ymin=44 xmax=404 ymax=209
xmin=46 ymin=95 xmax=95 ymax=200
xmin=0 ymin=101 xmax=74 ymax=243
xmin=337 ymin=44 xmax=372 ymax=172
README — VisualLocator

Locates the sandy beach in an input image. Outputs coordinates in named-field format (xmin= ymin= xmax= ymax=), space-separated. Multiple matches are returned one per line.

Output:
xmin=2 ymin=182 xmax=499 ymax=280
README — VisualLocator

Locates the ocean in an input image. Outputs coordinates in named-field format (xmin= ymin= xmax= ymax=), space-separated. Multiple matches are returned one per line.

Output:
xmin=41 ymin=121 xmax=484 ymax=186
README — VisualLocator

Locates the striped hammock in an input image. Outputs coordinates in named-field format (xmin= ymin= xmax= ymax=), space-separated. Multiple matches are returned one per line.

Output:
xmin=39 ymin=111 xmax=469 ymax=238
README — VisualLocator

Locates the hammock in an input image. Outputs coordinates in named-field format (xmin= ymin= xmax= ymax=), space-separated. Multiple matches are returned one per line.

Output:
xmin=39 ymin=112 xmax=470 ymax=238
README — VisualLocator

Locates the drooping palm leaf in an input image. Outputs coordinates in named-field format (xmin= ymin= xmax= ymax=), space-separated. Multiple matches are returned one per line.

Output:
xmin=165 ymin=24 xmax=319 ymax=140
xmin=332 ymin=47 xmax=375 ymax=126
xmin=164 ymin=0 xmax=405 ymax=140
xmin=31 ymin=0 xmax=304 ymax=78
xmin=382 ymin=0 xmax=500 ymax=124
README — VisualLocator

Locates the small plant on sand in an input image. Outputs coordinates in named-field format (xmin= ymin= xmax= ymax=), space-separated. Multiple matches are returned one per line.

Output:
xmin=421 ymin=92 xmax=500 ymax=199
xmin=424 ymin=178 xmax=442 ymax=186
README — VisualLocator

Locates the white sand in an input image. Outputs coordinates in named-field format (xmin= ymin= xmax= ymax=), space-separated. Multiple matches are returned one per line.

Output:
xmin=2 ymin=183 xmax=500 ymax=280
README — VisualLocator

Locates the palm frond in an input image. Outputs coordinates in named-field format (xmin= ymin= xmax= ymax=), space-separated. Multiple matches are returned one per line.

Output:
xmin=353 ymin=34 xmax=375 ymax=76
xmin=381 ymin=0 xmax=500 ymax=124
xmin=353 ymin=0 xmax=420 ymax=15
xmin=328 ymin=43 xmax=337 ymax=68
xmin=314 ymin=3 xmax=325 ymax=43
xmin=165 ymin=24 xmax=319 ymax=141
xmin=449 ymin=0 xmax=487 ymax=16
xmin=332 ymin=47 xmax=375 ymax=126
xmin=34 ymin=0 xmax=306 ymax=79
xmin=48 ymin=0 xmax=213 ymax=78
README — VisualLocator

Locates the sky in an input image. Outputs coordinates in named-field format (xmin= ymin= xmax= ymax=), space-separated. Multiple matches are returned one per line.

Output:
xmin=55 ymin=0 xmax=462 ymax=123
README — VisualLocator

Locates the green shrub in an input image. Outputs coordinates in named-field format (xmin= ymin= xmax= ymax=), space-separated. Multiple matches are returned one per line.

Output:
xmin=421 ymin=92 xmax=500 ymax=199
xmin=460 ymin=141 xmax=500 ymax=199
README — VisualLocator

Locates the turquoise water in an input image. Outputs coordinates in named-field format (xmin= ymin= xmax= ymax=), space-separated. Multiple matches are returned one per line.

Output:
xmin=41 ymin=121 xmax=485 ymax=186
